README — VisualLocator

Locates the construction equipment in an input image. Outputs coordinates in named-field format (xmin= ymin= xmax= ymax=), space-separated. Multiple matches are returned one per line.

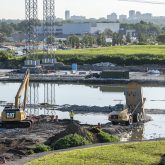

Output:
xmin=108 ymin=82 xmax=146 ymax=125
xmin=0 ymin=70 xmax=32 ymax=128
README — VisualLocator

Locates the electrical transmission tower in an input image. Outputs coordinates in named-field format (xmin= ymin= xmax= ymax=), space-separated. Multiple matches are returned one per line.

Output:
xmin=25 ymin=0 xmax=38 ymax=54
xmin=43 ymin=0 xmax=55 ymax=56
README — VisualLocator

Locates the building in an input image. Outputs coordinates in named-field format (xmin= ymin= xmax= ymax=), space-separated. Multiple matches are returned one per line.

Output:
xmin=70 ymin=15 xmax=86 ymax=22
xmin=141 ymin=13 xmax=152 ymax=21
xmin=129 ymin=10 xmax=135 ymax=19
xmin=90 ymin=22 xmax=120 ymax=33
xmin=119 ymin=15 xmax=127 ymax=22
xmin=34 ymin=22 xmax=120 ymax=36
xmin=107 ymin=13 xmax=118 ymax=22
xmin=63 ymin=23 xmax=91 ymax=35
xmin=65 ymin=10 xmax=70 ymax=20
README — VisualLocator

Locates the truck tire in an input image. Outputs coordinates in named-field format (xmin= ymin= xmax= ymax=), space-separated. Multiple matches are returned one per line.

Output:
xmin=133 ymin=113 xmax=140 ymax=123
xmin=125 ymin=116 xmax=132 ymax=125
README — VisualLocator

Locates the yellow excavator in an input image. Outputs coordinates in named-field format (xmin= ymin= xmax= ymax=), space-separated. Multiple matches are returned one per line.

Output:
xmin=108 ymin=82 xmax=146 ymax=125
xmin=0 ymin=70 xmax=32 ymax=128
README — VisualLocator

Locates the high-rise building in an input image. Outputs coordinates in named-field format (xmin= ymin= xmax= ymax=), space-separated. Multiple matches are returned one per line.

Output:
xmin=129 ymin=10 xmax=135 ymax=19
xmin=136 ymin=11 xmax=141 ymax=18
xmin=119 ymin=15 xmax=127 ymax=22
xmin=65 ymin=10 xmax=70 ymax=20
xmin=107 ymin=12 xmax=118 ymax=22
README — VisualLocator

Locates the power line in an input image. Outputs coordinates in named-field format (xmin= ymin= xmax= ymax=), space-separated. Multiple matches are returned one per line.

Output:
xmin=118 ymin=0 xmax=165 ymax=5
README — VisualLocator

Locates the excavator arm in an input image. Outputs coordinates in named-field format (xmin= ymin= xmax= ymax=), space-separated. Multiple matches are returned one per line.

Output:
xmin=15 ymin=70 xmax=30 ymax=111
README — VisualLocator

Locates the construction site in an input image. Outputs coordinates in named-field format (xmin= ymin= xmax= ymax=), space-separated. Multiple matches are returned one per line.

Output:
xmin=0 ymin=0 xmax=165 ymax=165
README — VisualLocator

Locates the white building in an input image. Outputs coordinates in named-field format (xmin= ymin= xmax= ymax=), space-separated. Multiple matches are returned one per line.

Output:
xmin=34 ymin=22 xmax=120 ymax=36
xmin=65 ymin=10 xmax=70 ymax=20
xmin=119 ymin=15 xmax=127 ymax=22
xmin=90 ymin=23 xmax=120 ymax=33
xmin=107 ymin=13 xmax=118 ymax=22
xmin=70 ymin=15 xmax=86 ymax=22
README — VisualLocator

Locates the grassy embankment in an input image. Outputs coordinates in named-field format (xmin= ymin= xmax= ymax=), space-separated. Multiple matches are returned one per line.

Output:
xmin=26 ymin=140 xmax=165 ymax=165
xmin=43 ymin=45 xmax=165 ymax=65
xmin=1 ymin=45 xmax=165 ymax=68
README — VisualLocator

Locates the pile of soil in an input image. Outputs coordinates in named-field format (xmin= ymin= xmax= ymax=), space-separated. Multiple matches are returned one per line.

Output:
xmin=46 ymin=122 xmax=90 ymax=145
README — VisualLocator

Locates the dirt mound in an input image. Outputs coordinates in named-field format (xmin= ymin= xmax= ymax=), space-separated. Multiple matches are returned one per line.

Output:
xmin=46 ymin=122 xmax=90 ymax=145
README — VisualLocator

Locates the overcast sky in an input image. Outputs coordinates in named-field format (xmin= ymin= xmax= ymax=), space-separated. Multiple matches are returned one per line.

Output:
xmin=0 ymin=0 xmax=165 ymax=19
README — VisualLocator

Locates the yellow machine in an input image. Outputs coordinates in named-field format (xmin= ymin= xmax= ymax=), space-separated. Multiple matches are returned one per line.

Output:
xmin=108 ymin=82 xmax=146 ymax=125
xmin=0 ymin=70 xmax=32 ymax=128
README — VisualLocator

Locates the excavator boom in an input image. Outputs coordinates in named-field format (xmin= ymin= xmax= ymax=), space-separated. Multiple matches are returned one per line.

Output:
xmin=15 ymin=70 xmax=30 ymax=110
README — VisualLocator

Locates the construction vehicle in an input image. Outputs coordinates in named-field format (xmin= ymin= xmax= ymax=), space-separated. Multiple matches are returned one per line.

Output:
xmin=0 ymin=70 xmax=32 ymax=128
xmin=108 ymin=82 xmax=146 ymax=125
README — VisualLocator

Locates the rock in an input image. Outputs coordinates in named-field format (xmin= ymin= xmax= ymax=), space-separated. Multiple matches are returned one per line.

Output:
xmin=160 ymin=154 xmax=165 ymax=165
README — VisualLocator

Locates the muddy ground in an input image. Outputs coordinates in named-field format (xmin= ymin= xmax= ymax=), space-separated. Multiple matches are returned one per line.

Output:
xmin=0 ymin=116 xmax=152 ymax=164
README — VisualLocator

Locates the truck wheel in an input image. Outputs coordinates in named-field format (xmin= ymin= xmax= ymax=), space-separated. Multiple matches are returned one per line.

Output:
xmin=140 ymin=112 xmax=144 ymax=121
xmin=133 ymin=113 xmax=140 ymax=123
xmin=125 ymin=116 xmax=132 ymax=125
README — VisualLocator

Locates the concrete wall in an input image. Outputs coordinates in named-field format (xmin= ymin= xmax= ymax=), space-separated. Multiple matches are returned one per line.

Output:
xmin=63 ymin=23 xmax=91 ymax=35
xmin=90 ymin=23 xmax=120 ymax=33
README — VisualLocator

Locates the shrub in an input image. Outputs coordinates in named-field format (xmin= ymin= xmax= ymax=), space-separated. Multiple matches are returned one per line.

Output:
xmin=52 ymin=133 xmax=90 ymax=150
xmin=97 ymin=131 xmax=119 ymax=143
xmin=27 ymin=149 xmax=35 ymax=155
xmin=34 ymin=144 xmax=50 ymax=153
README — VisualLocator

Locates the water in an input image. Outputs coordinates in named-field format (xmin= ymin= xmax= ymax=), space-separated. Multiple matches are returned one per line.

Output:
xmin=0 ymin=82 xmax=165 ymax=140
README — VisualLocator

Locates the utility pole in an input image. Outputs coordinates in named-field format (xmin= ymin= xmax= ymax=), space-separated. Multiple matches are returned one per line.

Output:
xmin=25 ymin=0 xmax=38 ymax=55
xmin=43 ymin=0 xmax=55 ymax=56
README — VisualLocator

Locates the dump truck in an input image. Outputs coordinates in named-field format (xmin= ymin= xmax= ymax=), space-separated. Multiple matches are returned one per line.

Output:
xmin=108 ymin=82 xmax=146 ymax=125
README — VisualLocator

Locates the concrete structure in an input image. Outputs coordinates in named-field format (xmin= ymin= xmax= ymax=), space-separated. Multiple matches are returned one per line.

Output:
xmin=63 ymin=23 xmax=91 ymax=35
xmin=107 ymin=13 xmax=117 ymax=22
xmin=119 ymin=15 xmax=127 ymax=22
xmin=90 ymin=22 xmax=120 ymax=33
xmin=70 ymin=15 xmax=86 ymax=22
xmin=129 ymin=10 xmax=135 ymax=20
xmin=65 ymin=10 xmax=70 ymax=20
xmin=34 ymin=22 xmax=120 ymax=35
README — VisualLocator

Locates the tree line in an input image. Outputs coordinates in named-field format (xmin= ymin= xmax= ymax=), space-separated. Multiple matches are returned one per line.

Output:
xmin=1 ymin=20 xmax=165 ymax=46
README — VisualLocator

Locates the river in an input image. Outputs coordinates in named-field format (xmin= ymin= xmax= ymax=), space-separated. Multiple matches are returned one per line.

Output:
xmin=0 ymin=82 xmax=165 ymax=140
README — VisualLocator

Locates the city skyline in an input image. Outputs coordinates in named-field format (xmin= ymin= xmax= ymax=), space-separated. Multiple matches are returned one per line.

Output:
xmin=0 ymin=0 xmax=165 ymax=19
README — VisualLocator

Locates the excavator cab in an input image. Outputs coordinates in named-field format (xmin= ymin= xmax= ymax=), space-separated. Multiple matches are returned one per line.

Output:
xmin=0 ymin=70 xmax=32 ymax=129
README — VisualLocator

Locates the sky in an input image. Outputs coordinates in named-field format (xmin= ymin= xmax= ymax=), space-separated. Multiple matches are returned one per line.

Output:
xmin=0 ymin=0 xmax=165 ymax=19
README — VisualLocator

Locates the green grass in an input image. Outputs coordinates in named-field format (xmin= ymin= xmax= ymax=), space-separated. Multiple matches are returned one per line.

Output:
xmin=2 ymin=45 xmax=165 ymax=66
xmin=25 ymin=140 xmax=165 ymax=165
xmin=55 ymin=45 xmax=165 ymax=56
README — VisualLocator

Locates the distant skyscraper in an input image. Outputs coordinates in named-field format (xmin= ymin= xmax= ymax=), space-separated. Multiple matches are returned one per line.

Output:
xmin=119 ymin=15 xmax=127 ymax=22
xmin=129 ymin=10 xmax=135 ymax=19
xmin=136 ymin=11 xmax=141 ymax=18
xmin=65 ymin=10 xmax=70 ymax=20
xmin=107 ymin=12 xmax=117 ymax=22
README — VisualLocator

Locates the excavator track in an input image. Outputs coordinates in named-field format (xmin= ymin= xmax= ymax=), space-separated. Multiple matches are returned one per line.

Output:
xmin=0 ymin=120 xmax=32 ymax=129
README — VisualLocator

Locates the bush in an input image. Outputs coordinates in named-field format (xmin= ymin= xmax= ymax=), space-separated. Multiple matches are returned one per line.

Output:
xmin=27 ymin=149 xmax=35 ymax=155
xmin=52 ymin=133 xmax=90 ymax=150
xmin=34 ymin=144 xmax=50 ymax=153
xmin=97 ymin=131 xmax=119 ymax=143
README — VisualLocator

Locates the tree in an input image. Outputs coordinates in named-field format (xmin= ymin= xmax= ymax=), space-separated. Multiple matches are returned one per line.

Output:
xmin=126 ymin=33 xmax=131 ymax=43
xmin=46 ymin=35 xmax=55 ymax=45
xmin=104 ymin=29 xmax=113 ymax=37
xmin=0 ymin=33 xmax=6 ymax=43
xmin=68 ymin=35 xmax=80 ymax=48
xmin=82 ymin=34 xmax=96 ymax=47
xmin=156 ymin=34 xmax=165 ymax=44
xmin=96 ymin=34 xmax=106 ymax=46
xmin=0 ymin=22 xmax=14 ymax=36
xmin=112 ymin=33 xmax=123 ymax=46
